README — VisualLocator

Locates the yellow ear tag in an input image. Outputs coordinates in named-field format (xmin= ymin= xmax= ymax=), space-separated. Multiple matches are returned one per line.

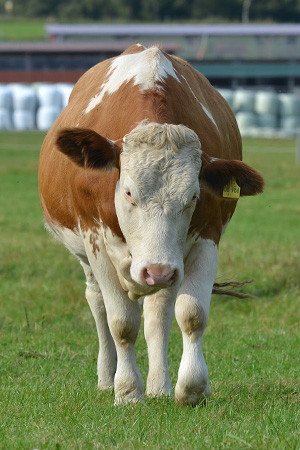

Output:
xmin=223 ymin=178 xmax=240 ymax=198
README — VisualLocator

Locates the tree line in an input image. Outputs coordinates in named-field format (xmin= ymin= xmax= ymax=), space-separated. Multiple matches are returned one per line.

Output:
xmin=2 ymin=0 xmax=300 ymax=23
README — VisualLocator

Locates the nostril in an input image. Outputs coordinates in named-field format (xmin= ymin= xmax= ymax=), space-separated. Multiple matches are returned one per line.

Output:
xmin=141 ymin=265 xmax=178 ymax=286
xmin=142 ymin=268 xmax=154 ymax=285
xmin=168 ymin=268 xmax=177 ymax=284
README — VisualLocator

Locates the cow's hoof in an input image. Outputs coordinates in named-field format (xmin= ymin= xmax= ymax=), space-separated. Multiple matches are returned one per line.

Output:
xmin=97 ymin=381 xmax=114 ymax=391
xmin=146 ymin=379 xmax=172 ymax=398
xmin=114 ymin=391 xmax=145 ymax=405
xmin=114 ymin=375 xmax=144 ymax=405
xmin=97 ymin=371 xmax=115 ymax=390
xmin=174 ymin=381 xmax=209 ymax=407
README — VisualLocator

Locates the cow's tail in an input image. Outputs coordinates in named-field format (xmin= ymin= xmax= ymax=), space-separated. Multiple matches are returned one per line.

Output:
xmin=212 ymin=279 xmax=256 ymax=299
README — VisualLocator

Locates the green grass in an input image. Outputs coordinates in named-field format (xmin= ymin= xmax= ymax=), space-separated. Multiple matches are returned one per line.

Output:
xmin=0 ymin=132 xmax=299 ymax=449
xmin=0 ymin=19 xmax=46 ymax=41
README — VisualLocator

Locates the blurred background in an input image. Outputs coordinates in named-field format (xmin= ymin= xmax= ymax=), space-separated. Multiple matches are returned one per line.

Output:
xmin=1 ymin=5 xmax=299 ymax=448
xmin=1 ymin=0 xmax=300 ymax=136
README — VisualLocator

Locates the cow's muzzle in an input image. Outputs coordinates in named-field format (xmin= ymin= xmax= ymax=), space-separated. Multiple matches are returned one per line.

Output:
xmin=141 ymin=264 xmax=178 ymax=287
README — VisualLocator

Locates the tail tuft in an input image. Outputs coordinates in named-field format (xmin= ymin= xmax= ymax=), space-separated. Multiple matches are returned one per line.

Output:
xmin=212 ymin=279 xmax=256 ymax=299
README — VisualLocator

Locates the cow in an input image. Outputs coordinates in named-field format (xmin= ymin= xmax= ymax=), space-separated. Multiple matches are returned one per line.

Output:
xmin=38 ymin=44 xmax=264 ymax=405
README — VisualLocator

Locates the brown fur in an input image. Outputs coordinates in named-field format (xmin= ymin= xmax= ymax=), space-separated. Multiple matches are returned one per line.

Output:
xmin=39 ymin=44 xmax=263 ymax=246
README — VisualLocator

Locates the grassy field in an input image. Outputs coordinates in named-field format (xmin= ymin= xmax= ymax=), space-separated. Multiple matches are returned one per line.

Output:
xmin=0 ymin=19 xmax=46 ymax=41
xmin=0 ymin=132 xmax=299 ymax=450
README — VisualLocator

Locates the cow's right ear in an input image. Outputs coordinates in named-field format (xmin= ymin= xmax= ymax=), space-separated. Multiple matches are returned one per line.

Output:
xmin=55 ymin=127 xmax=121 ymax=171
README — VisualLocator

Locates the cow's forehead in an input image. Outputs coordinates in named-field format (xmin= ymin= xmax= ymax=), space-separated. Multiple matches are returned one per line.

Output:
xmin=120 ymin=122 xmax=202 ymax=201
xmin=121 ymin=121 xmax=202 ymax=170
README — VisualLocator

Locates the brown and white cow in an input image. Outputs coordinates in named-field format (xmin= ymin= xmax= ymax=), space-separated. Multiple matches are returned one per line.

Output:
xmin=39 ymin=44 xmax=264 ymax=405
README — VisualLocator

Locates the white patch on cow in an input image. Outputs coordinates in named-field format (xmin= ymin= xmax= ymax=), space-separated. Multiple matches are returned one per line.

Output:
xmin=183 ymin=232 xmax=200 ymax=260
xmin=175 ymin=238 xmax=218 ymax=404
xmin=85 ymin=47 xmax=180 ymax=113
xmin=80 ymin=228 xmax=144 ymax=403
xmin=45 ymin=220 xmax=87 ymax=263
xmin=201 ymin=103 xmax=219 ymax=132
xmin=221 ymin=217 xmax=231 ymax=236
xmin=181 ymin=74 xmax=219 ymax=132
xmin=116 ymin=122 xmax=202 ymax=291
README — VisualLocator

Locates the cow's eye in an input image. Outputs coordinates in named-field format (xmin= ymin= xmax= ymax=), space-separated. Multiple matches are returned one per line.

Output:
xmin=124 ymin=190 xmax=135 ymax=205
xmin=191 ymin=195 xmax=198 ymax=203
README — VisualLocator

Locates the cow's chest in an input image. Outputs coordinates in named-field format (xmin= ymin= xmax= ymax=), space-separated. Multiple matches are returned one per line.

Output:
xmin=100 ymin=226 xmax=200 ymax=300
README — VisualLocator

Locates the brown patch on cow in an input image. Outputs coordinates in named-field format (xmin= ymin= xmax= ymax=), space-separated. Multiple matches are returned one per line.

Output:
xmin=89 ymin=230 xmax=100 ymax=255
xmin=111 ymin=318 xmax=139 ymax=347
xmin=183 ymin=304 xmax=206 ymax=337
xmin=121 ymin=43 xmax=145 ymax=56
xmin=200 ymin=156 xmax=265 ymax=198
xmin=176 ymin=301 xmax=206 ymax=341
xmin=38 ymin=44 xmax=250 ymax=250
xmin=175 ymin=385 xmax=208 ymax=407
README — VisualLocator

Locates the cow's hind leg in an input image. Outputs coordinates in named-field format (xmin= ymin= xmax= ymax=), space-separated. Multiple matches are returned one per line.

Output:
xmin=175 ymin=239 xmax=218 ymax=406
xmin=143 ymin=288 xmax=176 ymax=397
xmin=81 ymin=261 xmax=117 ymax=390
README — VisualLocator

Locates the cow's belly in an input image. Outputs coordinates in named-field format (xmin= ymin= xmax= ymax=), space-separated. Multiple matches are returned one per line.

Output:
xmin=45 ymin=221 xmax=88 ymax=263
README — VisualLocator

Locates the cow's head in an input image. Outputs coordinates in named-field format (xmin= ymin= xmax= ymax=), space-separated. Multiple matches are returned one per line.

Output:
xmin=56 ymin=121 xmax=264 ymax=296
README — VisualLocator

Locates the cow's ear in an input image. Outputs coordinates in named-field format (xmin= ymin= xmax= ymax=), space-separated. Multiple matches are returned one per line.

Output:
xmin=200 ymin=152 xmax=264 ymax=197
xmin=55 ymin=127 xmax=121 ymax=171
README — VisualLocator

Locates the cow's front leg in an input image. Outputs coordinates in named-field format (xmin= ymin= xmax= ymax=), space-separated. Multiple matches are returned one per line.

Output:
xmin=175 ymin=239 xmax=218 ymax=406
xmin=83 ymin=233 xmax=144 ymax=404
xmin=81 ymin=261 xmax=117 ymax=390
xmin=143 ymin=288 xmax=176 ymax=397
xmin=107 ymin=294 xmax=143 ymax=404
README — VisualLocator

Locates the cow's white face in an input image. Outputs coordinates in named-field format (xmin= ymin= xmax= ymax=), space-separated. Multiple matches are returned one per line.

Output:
xmin=115 ymin=122 xmax=202 ymax=291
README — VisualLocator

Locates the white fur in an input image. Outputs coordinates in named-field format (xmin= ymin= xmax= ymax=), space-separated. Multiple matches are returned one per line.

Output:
xmin=81 ymin=261 xmax=117 ymax=389
xmin=201 ymin=104 xmax=219 ymax=131
xmin=180 ymin=74 xmax=219 ymax=132
xmin=115 ymin=122 xmax=202 ymax=291
xmin=45 ymin=220 xmax=88 ymax=263
xmin=143 ymin=288 xmax=176 ymax=397
xmin=82 ymin=229 xmax=144 ymax=404
xmin=175 ymin=238 xmax=219 ymax=405
xmin=85 ymin=47 xmax=180 ymax=113
xmin=221 ymin=217 xmax=231 ymax=236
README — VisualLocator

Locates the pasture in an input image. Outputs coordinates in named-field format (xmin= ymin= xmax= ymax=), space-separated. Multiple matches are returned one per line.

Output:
xmin=0 ymin=20 xmax=45 ymax=41
xmin=0 ymin=131 xmax=299 ymax=449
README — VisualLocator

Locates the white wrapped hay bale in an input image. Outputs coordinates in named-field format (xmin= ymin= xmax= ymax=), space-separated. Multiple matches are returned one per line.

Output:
xmin=11 ymin=85 xmax=37 ymax=130
xmin=0 ymin=85 xmax=13 ymax=110
xmin=235 ymin=111 xmax=257 ymax=134
xmin=36 ymin=105 xmax=61 ymax=131
xmin=279 ymin=116 xmax=300 ymax=135
xmin=217 ymin=89 xmax=234 ymax=110
xmin=13 ymin=110 xmax=36 ymax=130
xmin=257 ymin=114 xmax=277 ymax=129
xmin=254 ymin=91 xmax=278 ymax=116
xmin=0 ymin=108 xmax=13 ymax=129
xmin=278 ymin=94 xmax=300 ymax=117
xmin=233 ymin=90 xmax=255 ymax=113
xmin=56 ymin=83 xmax=74 ymax=109
xmin=12 ymin=85 xmax=37 ymax=111
xmin=36 ymin=84 xmax=62 ymax=109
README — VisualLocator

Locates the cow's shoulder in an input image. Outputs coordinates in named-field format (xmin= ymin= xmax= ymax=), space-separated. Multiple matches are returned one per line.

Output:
xmin=121 ymin=43 xmax=146 ymax=55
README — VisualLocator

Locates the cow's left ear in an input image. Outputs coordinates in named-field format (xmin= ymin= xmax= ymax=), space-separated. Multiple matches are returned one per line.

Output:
xmin=55 ymin=127 xmax=121 ymax=171
xmin=200 ymin=152 xmax=265 ymax=197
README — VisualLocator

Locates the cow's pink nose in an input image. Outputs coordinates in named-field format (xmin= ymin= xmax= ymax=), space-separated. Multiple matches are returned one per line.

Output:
xmin=141 ymin=264 xmax=177 ymax=287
